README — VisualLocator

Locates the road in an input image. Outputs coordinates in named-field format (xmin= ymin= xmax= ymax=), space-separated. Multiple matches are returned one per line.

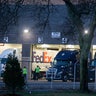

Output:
xmin=0 ymin=79 xmax=96 ymax=91
xmin=26 ymin=80 xmax=95 ymax=91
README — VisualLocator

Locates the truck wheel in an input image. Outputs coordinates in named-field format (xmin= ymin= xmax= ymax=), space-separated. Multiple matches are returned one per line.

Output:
xmin=62 ymin=75 xmax=68 ymax=82
xmin=47 ymin=79 xmax=52 ymax=82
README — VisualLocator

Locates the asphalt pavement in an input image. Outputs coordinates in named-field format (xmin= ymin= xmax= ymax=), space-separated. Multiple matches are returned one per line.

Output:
xmin=0 ymin=79 xmax=96 ymax=92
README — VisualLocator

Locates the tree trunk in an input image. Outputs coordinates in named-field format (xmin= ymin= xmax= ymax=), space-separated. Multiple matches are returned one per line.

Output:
xmin=79 ymin=32 xmax=93 ymax=92
xmin=80 ymin=40 xmax=91 ymax=92
xmin=12 ymin=86 xmax=16 ymax=94
xmin=63 ymin=0 xmax=95 ymax=92
xmin=80 ymin=44 xmax=90 ymax=92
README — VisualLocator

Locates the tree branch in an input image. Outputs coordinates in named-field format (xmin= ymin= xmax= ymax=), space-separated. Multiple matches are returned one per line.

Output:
xmin=0 ymin=0 xmax=24 ymax=39
xmin=63 ymin=0 xmax=84 ymax=48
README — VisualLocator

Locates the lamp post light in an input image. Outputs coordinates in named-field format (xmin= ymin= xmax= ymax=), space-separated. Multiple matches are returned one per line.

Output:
xmin=24 ymin=29 xmax=29 ymax=33
xmin=23 ymin=29 xmax=31 ymax=40
xmin=84 ymin=30 xmax=88 ymax=34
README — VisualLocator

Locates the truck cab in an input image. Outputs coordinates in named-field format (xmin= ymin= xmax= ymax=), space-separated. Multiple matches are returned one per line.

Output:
xmin=46 ymin=50 xmax=95 ymax=82
xmin=46 ymin=50 xmax=79 ymax=81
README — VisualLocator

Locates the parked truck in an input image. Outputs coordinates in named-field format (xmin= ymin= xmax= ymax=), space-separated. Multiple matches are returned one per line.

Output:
xmin=46 ymin=50 xmax=95 ymax=82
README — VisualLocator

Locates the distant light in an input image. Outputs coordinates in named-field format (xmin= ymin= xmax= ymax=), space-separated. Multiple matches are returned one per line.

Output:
xmin=84 ymin=30 xmax=88 ymax=34
xmin=24 ymin=29 xmax=29 ymax=33
xmin=14 ymin=48 xmax=17 ymax=50
xmin=41 ymin=44 xmax=49 ymax=48
xmin=66 ymin=45 xmax=74 ymax=50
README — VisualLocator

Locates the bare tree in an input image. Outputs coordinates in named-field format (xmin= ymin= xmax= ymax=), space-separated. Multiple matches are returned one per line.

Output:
xmin=29 ymin=0 xmax=56 ymax=32
xmin=32 ymin=0 xmax=96 ymax=92
xmin=63 ymin=0 xmax=96 ymax=92
xmin=0 ymin=0 xmax=24 ymax=42
xmin=1 ymin=0 xmax=96 ymax=92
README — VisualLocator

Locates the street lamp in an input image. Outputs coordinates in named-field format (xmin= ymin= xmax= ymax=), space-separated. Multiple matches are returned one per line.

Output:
xmin=24 ymin=29 xmax=29 ymax=33
xmin=23 ymin=29 xmax=31 ymax=40
xmin=84 ymin=30 xmax=88 ymax=34
xmin=41 ymin=44 xmax=49 ymax=48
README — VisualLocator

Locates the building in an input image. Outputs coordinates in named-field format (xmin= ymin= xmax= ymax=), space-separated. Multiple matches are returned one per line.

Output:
xmin=0 ymin=0 xmax=96 ymax=79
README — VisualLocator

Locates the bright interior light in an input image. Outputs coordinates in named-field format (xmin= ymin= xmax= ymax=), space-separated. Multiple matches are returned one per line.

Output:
xmin=66 ymin=45 xmax=74 ymax=50
xmin=24 ymin=29 xmax=29 ymax=33
xmin=93 ymin=45 xmax=96 ymax=49
xmin=84 ymin=30 xmax=88 ymax=34
xmin=41 ymin=44 xmax=49 ymax=48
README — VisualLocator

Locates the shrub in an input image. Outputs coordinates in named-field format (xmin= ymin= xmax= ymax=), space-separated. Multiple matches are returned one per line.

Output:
xmin=3 ymin=52 xmax=25 ymax=94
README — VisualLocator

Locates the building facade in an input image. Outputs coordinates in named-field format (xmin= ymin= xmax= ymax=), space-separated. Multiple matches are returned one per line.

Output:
xmin=0 ymin=1 xmax=96 ymax=79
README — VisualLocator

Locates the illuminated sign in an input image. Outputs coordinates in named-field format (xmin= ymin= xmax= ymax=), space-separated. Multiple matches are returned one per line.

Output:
xmin=33 ymin=51 xmax=52 ymax=63
xmin=51 ymin=32 xmax=61 ymax=38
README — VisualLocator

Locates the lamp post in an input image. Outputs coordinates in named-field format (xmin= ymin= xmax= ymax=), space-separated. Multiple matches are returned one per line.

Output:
xmin=22 ymin=28 xmax=30 ymax=82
